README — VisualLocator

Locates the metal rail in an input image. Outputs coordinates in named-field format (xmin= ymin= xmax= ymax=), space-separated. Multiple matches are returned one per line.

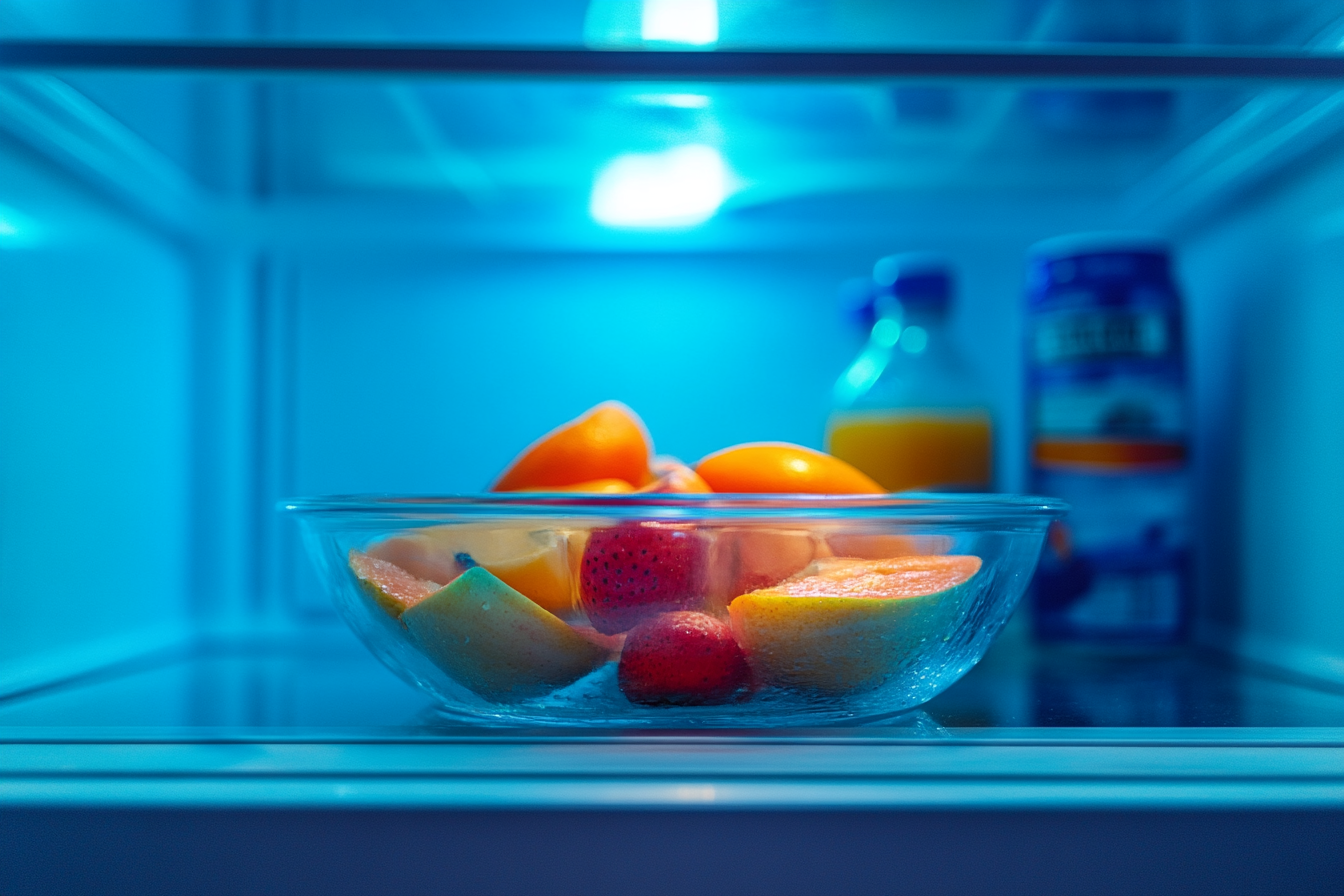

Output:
xmin=1 ymin=41 xmax=1343 ymax=81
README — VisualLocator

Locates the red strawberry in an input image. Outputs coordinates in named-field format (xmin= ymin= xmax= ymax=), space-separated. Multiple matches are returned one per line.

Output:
xmin=580 ymin=522 xmax=708 ymax=635
xmin=618 ymin=611 xmax=751 ymax=705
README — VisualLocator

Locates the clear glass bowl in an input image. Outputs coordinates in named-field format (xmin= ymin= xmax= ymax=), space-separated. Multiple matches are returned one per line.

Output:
xmin=285 ymin=493 xmax=1065 ymax=727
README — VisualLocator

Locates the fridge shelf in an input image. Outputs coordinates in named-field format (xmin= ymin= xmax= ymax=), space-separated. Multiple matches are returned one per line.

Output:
xmin=1 ymin=627 xmax=1339 ymax=747
xmin=2 ymin=42 xmax=1344 ymax=81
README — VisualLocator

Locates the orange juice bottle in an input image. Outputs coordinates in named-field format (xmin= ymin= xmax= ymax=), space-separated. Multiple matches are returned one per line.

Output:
xmin=826 ymin=254 xmax=993 ymax=493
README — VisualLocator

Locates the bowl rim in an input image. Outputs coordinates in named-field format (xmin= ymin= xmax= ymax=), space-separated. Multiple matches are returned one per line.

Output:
xmin=281 ymin=492 xmax=1069 ymax=522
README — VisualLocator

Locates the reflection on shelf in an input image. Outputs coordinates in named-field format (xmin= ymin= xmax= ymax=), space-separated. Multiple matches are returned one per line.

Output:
xmin=0 ymin=628 xmax=1338 ymax=736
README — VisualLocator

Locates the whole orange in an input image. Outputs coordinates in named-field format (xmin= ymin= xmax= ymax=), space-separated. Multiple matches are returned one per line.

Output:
xmin=492 ymin=402 xmax=654 ymax=491
xmin=695 ymin=442 xmax=884 ymax=494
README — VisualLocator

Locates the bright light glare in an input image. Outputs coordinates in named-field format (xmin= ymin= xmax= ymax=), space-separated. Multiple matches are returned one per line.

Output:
xmin=641 ymin=0 xmax=717 ymax=45
xmin=0 ymin=218 xmax=16 ymax=237
xmin=632 ymin=93 xmax=712 ymax=109
xmin=590 ymin=144 xmax=726 ymax=229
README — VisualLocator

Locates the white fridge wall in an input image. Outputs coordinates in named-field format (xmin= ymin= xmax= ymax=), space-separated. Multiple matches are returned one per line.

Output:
xmin=1182 ymin=143 xmax=1344 ymax=687
xmin=0 ymin=135 xmax=193 ymax=689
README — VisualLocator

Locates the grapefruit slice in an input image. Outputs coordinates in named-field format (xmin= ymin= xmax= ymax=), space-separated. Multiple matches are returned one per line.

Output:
xmin=368 ymin=524 xmax=577 ymax=616
xmin=706 ymin=527 xmax=821 ymax=609
xmin=823 ymin=532 xmax=954 ymax=560
xmin=349 ymin=549 xmax=443 ymax=618
xmin=727 ymin=555 xmax=981 ymax=693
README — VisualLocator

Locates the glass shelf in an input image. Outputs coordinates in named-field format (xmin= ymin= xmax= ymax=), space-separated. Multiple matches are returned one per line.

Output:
xmin=0 ymin=626 xmax=1337 ymax=741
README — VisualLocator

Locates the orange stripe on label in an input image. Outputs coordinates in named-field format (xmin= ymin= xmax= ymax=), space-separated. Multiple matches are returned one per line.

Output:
xmin=1033 ymin=439 xmax=1186 ymax=469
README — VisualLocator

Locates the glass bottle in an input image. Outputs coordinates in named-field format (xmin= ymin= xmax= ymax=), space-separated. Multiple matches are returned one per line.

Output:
xmin=826 ymin=253 xmax=993 ymax=493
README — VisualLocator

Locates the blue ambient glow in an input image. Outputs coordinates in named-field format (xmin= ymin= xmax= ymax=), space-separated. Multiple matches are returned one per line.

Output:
xmin=0 ymin=203 xmax=38 ymax=247
xmin=590 ymin=144 xmax=727 ymax=229
xmin=641 ymin=0 xmax=717 ymax=45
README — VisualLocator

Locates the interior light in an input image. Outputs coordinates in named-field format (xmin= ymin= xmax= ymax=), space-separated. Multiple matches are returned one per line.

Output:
xmin=590 ymin=144 xmax=727 ymax=229
xmin=641 ymin=0 xmax=717 ymax=45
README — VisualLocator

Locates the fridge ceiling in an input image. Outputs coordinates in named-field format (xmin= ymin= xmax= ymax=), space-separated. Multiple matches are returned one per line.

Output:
xmin=0 ymin=1 xmax=1341 ymax=248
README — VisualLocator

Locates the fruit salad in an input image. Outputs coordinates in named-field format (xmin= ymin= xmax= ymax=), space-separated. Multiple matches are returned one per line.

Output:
xmin=342 ymin=402 xmax=993 ymax=714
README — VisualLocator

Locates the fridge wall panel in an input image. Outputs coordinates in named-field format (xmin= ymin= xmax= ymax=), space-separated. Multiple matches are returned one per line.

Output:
xmin=1181 ymin=139 xmax=1344 ymax=686
xmin=0 ymin=134 xmax=193 ymax=687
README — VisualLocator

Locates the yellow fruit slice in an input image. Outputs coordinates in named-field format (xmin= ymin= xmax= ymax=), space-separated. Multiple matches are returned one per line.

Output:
xmin=728 ymin=555 xmax=981 ymax=693
xmin=368 ymin=524 xmax=576 ymax=616
xmin=402 ymin=566 xmax=611 ymax=702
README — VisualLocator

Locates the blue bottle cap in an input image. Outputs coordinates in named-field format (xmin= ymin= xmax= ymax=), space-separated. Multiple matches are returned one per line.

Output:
xmin=1028 ymin=232 xmax=1172 ymax=295
xmin=872 ymin=252 xmax=953 ymax=313
xmin=837 ymin=276 xmax=878 ymax=328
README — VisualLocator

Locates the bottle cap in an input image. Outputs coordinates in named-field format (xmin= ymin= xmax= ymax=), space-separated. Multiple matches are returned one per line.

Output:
xmin=837 ymin=276 xmax=878 ymax=329
xmin=873 ymin=252 xmax=953 ymax=313
xmin=1028 ymin=232 xmax=1171 ymax=293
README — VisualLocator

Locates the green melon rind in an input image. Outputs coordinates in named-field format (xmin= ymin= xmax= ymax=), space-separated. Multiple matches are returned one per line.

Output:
xmin=402 ymin=566 xmax=609 ymax=702
xmin=728 ymin=574 xmax=978 ymax=693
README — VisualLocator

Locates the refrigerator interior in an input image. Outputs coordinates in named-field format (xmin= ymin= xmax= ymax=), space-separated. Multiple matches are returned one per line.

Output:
xmin=1 ymin=0 xmax=1343 ymax=738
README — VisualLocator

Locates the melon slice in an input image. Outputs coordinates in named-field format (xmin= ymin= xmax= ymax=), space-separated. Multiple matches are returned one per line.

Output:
xmin=349 ymin=549 xmax=442 ymax=618
xmin=728 ymin=555 xmax=982 ymax=693
xmin=402 ymin=566 xmax=611 ymax=702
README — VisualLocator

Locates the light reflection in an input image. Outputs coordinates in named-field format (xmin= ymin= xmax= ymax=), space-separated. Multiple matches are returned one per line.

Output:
xmin=0 ymin=203 xmax=37 ymax=246
xmin=632 ymin=93 xmax=712 ymax=109
xmin=872 ymin=318 xmax=901 ymax=348
xmin=901 ymin=325 xmax=929 ymax=354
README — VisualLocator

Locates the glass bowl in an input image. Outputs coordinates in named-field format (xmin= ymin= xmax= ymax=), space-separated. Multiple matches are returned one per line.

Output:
xmin=285 ymin=493 xmax=1065 ymax=727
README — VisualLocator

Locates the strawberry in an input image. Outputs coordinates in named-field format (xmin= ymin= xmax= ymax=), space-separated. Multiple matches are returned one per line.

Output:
xmin=579 ymin=522 xmax=708 ymax=635
xmin=617 ymin=611 xmax=751 ymax=706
